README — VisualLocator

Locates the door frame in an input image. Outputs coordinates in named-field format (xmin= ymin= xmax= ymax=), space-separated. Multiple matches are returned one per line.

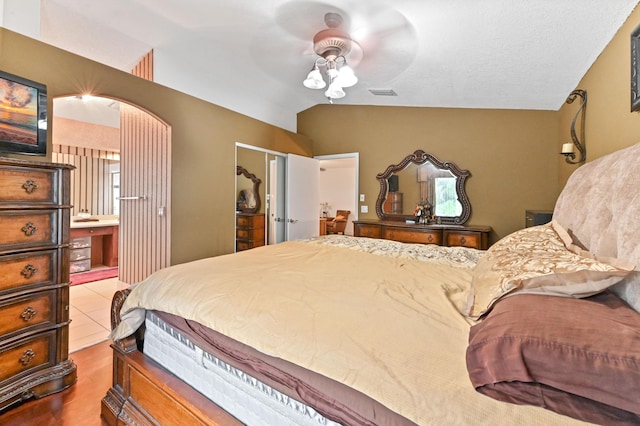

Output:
xmin=315 ymin=152 xmax=360 ymax=228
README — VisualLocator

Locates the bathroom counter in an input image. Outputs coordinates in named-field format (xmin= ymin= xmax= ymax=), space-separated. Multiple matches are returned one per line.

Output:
xmin=70 ymin=215 xmax=119 ymax=229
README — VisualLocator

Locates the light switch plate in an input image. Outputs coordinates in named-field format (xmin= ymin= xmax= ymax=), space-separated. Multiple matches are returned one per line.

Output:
xmin=361 ymin=205 xmax=368 ymax=213
xmin=360 ymin=194 xmax=365 ymax=202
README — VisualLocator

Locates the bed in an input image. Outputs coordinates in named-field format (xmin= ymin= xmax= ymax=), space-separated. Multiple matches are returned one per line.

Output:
xmin=101 ymin=143 xmax=640 ymax=425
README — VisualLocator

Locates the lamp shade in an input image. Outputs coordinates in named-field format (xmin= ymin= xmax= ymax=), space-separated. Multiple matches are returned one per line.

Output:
xmin=324 ymin=81 xmax=345 ymax=99
xmin=303 ymin=68 xmax=326 ymax=89
xmin=561 ymin=143 xmax=574 ymax=154
xmin=336 ymin=65 xmax=358 ymax=87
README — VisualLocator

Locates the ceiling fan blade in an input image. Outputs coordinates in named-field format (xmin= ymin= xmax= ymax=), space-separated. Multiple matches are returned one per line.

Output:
xmin=348 ymin=6 xmax=418 ymax=83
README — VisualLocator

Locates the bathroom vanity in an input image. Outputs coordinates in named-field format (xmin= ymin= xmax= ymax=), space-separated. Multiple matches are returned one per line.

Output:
xmin=70 ymin=216 xmax=118 ymax=273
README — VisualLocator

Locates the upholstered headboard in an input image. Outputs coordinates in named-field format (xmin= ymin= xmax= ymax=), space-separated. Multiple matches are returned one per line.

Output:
xmin=553 ymin=142 xmax=640 ymax=308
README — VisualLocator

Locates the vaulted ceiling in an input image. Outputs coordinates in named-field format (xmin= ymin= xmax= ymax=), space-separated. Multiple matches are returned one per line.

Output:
xmin=4 ymin=1 xmax=639 ymax=131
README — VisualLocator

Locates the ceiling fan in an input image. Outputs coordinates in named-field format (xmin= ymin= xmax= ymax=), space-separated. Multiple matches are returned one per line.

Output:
xmin=302 ymin=12 xmax=360 ymax=102
xmin=250 ymin=2 xmax=417 ymax=103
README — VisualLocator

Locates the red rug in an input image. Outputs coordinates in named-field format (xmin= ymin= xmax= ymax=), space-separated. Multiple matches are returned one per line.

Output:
xmin=70 ymin=267 xmax=118 ymax=286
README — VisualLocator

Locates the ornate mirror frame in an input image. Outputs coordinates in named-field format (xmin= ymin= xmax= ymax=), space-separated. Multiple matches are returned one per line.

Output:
xmin=375 ymin=150 xmax=471 ymax=225
xmin=236 ymin=165 xmax=262 ymax=213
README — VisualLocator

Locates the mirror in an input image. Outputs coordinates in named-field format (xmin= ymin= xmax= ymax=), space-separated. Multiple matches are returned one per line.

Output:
xmin=236 ymin=165 xmax=261 ymax=213
xmin=375 ymin=150 xmax=471 ymax=224
xmin=236 ymin=143 xmax=287 ymax=246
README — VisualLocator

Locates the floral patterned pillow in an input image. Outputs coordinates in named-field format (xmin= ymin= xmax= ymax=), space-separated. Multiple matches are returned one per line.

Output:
xmin=465 ymin=222 xmax=634 ymax=320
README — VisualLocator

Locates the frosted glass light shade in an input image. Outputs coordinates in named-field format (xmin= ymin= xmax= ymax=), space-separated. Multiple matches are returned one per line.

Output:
xmin=336 ymin=65 xmax=358 ymax=87
xmin=324 ymin=81 xmax=345 ymax=99
xmin=303 ymin=69 xmax=326 ymax=89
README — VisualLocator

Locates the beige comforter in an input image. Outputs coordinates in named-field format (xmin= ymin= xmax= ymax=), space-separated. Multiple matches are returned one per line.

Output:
xmin=112 ymin=235 xmax=585 ymax=425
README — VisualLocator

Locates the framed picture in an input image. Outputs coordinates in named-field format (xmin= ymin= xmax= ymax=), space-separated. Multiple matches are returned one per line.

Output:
xmin=631 ymin=23 xmax=640 ymax=112
xmin=0 ymin=70 xmax=47 ymax=156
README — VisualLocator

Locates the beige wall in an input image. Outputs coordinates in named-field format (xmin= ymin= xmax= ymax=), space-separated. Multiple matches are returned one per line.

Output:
xmin=558 ymin=5 xmax=640 ymax=186
xmin=298 ymin=106 xmax=559 ymax=243
xmin=0 ymin=28 xmax=312 ymax=265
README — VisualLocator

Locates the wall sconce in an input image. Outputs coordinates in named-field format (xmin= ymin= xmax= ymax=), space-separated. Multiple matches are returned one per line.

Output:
xmin=561 ymin=89 xmax=587 ymax=164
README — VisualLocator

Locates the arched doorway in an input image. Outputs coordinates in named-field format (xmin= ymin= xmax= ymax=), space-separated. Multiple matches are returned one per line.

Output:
xmin=52 ymin=95 xmax=171 ymax=284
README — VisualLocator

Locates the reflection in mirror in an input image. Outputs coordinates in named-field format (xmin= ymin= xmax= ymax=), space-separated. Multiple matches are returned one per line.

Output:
xmin=236 ymin=165 xmax=261 ymax=213
xmin=237 ymin=147 xmax=266 ymax=214
xmin=236 ymin=143 xmax=287 ymax=247
xmin=375 ymin=150 xmax=471 ymax=224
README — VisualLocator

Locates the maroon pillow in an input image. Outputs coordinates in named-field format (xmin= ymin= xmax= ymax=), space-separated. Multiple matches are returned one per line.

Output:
xmin=466 ymin=292 xmax=640 ymax=424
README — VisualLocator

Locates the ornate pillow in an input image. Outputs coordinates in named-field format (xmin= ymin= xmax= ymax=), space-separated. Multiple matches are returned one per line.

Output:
xmin=465 ymin=222 xmax=634 ymax=320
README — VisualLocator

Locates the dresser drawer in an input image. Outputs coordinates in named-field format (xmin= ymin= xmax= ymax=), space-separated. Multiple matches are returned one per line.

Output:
xmin=236 ymin=227 xmax=264 ymax=241
xmin=384 ymin=228 xmax=442 ymax=245
xmin=354 ymin=224 xmax=382 ymax=238
xmin=444 ymin=230 xmax=484 ymax=249
xmin=0 ymin=210 xmax=58 ymax=251
xmin=0 ymin=291 xmax=55 ymax=339
xmin=0 ymin=251 xmax=56 ymax=295
xmin=0 ymin=166 xmax=56 ymax=205
xmin=236 ymin=214 xmax=265 ymax=228
xmin=0 ymin=331 xmax=55 ymax=384
xmin=236 ymin=240 xmax=265 ymax=251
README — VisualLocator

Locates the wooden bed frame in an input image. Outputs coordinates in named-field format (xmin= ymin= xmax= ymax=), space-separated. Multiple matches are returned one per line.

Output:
xmin=100 ymin=289 xmax=242 ymax=426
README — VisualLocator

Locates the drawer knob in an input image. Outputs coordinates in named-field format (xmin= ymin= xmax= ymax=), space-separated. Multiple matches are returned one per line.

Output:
xmin=22 ymin=179 xmax=39 ymax=194
xmin=20 ymin=306 xmax=37 ymax=322
xmin=459 ymin=237 xmax=467 ymax=244
xmin=427 ymin=235 xmax=434 ymax=243
xmin=19 ymin=349 xmax=36 ymax=366
xmin=21 ymin=222 xmax=38 ymax=236
xmin=21 ymin=264 xmax=38 ymax=279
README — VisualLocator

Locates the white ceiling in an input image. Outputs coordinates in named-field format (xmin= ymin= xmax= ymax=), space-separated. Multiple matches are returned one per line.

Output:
xmin=4 ymin=0 xmax=640 ymax=132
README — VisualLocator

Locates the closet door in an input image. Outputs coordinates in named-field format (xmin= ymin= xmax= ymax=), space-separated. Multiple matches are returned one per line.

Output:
xmin=286 ymin=154 xmax=319 ymax=241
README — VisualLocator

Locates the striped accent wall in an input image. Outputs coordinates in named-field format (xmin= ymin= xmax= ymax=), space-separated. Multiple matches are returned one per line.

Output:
xmin=117 ymin=49 xmax=171 ymax=283
xmin=132 ymin=49 xmax=153 ymax=80
xmin=52 ymin=145 xmax=120 ymax=216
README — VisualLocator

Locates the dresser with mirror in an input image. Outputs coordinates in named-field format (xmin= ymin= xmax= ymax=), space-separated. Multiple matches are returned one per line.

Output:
xmin=354 ymin=150 xmax=491 ymax=250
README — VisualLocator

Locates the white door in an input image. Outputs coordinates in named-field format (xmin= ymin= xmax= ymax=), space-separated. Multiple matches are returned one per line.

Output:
xmin=286 ymin=153 xmax=320 ymax=240
xmin=269 ymin=155 xmax=286 ymax=244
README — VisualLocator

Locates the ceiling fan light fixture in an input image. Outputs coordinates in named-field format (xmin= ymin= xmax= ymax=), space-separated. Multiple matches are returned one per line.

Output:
xmin=303 ymin=67 xmax=326 ymax=89
xmin=304 ymin=12 xmax=358 ymax=103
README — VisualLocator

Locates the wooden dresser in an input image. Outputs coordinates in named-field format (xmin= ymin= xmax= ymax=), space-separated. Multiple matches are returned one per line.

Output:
xmin=353 ymin=220 xmax=491 ymax=250
xmin=0 ymin=157 xmax=77 ymax=411
xmin=236 ymin=212 xmax=265 ymax=251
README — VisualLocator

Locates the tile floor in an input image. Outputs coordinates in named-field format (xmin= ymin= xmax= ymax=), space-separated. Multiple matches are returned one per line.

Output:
xmin=69 ymin=277 xmax=129 ymax=353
